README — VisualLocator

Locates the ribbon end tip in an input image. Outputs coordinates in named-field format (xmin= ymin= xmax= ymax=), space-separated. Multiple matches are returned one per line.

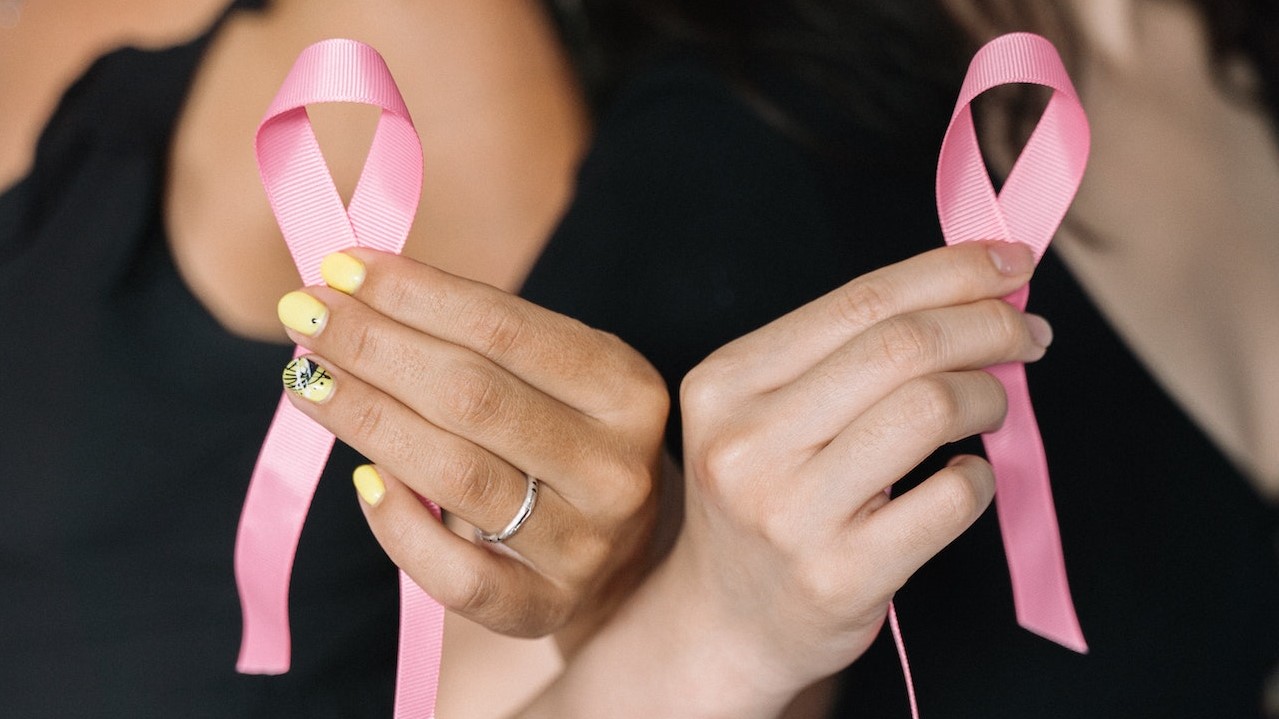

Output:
xmin=1020 ymin=620 xmax=1088 ymax=654
xmin=1058 ymin=636 xmax=1089 ymax=654
xmin=236 ymin=660 xmax=291 ymax=676
xmin=236 ymin=644 xmax=292 ymax=675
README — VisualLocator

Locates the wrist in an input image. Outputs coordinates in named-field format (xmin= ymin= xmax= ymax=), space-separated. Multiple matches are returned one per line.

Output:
xmin=522 ymin=539 xmax=802 ymax=718
xmin=626 ymin=537 xmax=806 ymax=718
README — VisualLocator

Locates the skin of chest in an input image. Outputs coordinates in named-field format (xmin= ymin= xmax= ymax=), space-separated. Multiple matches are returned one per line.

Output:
xmin=1051 ymin=0 xmax=1279 ymax=496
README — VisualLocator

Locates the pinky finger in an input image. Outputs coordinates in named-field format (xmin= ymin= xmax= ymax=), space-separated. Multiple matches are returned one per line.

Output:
xmin=855 ymin=455 xmax=996 ymax=595
xmin=352 ymin=464 xmax=570 ymax=636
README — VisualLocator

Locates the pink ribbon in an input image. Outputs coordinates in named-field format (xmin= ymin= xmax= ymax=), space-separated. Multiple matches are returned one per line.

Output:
xmin=937 ymin=32 xmax=1089 ymax=652
xmin=232 ymin=38 xmax=444 ymax=717
xmin=887 ymin=33 xmax=1089 ymax=719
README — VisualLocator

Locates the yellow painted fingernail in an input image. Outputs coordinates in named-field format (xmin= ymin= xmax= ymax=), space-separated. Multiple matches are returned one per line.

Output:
xmin=277 ymin=291 xmax=328 ymax=336
xmin=282 ymin=357 xmax=335 ymax=403
xmin=353 ymin=464 xmax=386 ymax=507
xmin=321 ymin=252 xmax=366 ymax=295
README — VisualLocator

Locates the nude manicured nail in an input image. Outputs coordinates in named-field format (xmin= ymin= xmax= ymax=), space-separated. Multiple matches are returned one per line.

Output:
xmin=987 ymin=242 xmax=1035 ymax=276
xmin=352 ymin=464 xmax=386 ymax=507
xmin=321 ymin=252 xmax=366 ymax=295
xmin=277 ymin=291 xmax=328 ymax=336
xmin=1025 ymin=313 xmax=1054 ymax=349
xmin=282 ymin=357 xmax=335 ymax=403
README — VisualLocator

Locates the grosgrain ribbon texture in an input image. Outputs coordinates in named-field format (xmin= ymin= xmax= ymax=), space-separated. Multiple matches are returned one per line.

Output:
xmin=937 ymin=32 xmax=1090 ymax=652
xmin=232 ymin=38 xmax=444 ymax=718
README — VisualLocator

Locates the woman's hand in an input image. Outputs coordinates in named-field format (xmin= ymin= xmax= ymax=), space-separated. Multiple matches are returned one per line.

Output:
xmin=523 ymin=240 xmax=1051 ymax=717
xmin=275 ymin=249 xmax=668 ymax=646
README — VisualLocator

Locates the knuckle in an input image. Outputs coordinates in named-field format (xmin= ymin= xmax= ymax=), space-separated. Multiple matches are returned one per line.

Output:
xmin=600 ymin=461 xmax=654 ymax=517
xmin=440 ymin=358 xmax=506 ymax=428
xmin=349 ymin=397 xmax=388 ymax=446
xmin=900 ymin=375 xmax=964 ymax=439
xmin=794 ymin=557 xmax=851 ymax=608
xmin=463 ymin=296 xmax=528 ymax=363
xmin=754 ymin=504 xmax=801 ymax=550
xmin=933 ymin=466 xmax=988 ymax=526
xmin=377 ymin=272 xmax=418 ymax=315
xmin=596 ymin=330 xmax=671 ymax=422
xmin=346 ymin=320 xmax=384 ymax=367
xmin=985 ymin=299 xmax=1029 ymax=349
xmin=832 ymin=278 xmax=896 ymax=330
xmin=871 ymin=315 xmax=938 ymax=372
xmin=680 ymin=360 xmax=731 ymax=423
xmin=973 ymin=371 xmax=1009 ymax=432
xmin=440 ymin=565 xmax=500 ymax=617
xmin=622 ymin=344 xmax=671 ymax=412
xmin=434 ymin=449 xmax=496 ymax=512
xmin=690 ymin=429 xmax=756 ymax=500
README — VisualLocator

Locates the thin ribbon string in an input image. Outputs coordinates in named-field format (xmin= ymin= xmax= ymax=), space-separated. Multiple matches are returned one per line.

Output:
xmin=232 ymin=38 xmax=443 ymax=718
xmin=937 ymin=32 xmax=1090 ymax=652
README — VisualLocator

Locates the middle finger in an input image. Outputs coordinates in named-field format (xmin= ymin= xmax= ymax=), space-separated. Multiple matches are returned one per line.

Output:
xmin=757 ymin=298 xmax=1050 ymax=451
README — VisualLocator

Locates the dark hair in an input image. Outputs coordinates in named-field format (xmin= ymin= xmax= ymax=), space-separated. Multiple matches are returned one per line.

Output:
xmin=1197 ymin=0 xmax=1279 ymax=131
xmin=545 ymin=0 xmax=1279 ymax=142
xmin=947 ymin=0 xmax=1279 ymax=143
xmin=544 ymin=0 xmax=971 ymax=149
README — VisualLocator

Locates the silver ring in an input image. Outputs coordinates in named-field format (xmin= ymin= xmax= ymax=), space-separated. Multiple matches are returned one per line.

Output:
xmin=476 ymin=474 xmax=539 ymax=544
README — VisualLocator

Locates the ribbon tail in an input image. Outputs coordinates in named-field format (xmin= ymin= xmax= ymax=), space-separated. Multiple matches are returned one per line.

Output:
xmin=394 ymin=570 xmax=446 ymax=719
xmin=983 ymin=361 xmax=1088 ymax=653
xmin=234 ymin=367 xmax=339 ymax=674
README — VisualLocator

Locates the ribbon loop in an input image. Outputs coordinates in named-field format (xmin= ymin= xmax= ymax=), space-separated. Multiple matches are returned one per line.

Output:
xmin=936 ymin=32 xmax=1089 ymax=653
xmin=254 ymin=39 xmax=422 ymax=281
xmin=938 ymin=33 xmax=1089 ymax=261
xmin=234 ymin=38 xmax=442 ymax=717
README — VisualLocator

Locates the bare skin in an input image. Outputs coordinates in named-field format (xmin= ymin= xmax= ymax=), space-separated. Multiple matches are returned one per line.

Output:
xmin=518 ymin=242 xmax=1051 ymax=718
xmin=279 ymin=249 xmax=668 ymax=647
xmin=1038 ymin=0 xmax=1279 ymax=498
xmin=517 ymin=4 xmax=1279 ymax=714
xmin=2 ymin=1 xmax=594 ymax=714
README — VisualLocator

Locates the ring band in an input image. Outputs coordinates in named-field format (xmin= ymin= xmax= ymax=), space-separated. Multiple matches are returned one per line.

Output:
xmin=476 ymin=474 xmax=539 ymax=544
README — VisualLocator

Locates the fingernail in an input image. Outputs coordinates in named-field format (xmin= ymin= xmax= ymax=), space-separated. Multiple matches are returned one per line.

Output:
xmin=277 ymin=291 xmax=328 ymax=336
xmin=282 ymin=357 xmax=335 ymax=403
xmin=1025 ymin=313 xmax=1054 ymax=348
xmin=987 ymin=242 xmax=1035 ymax=276
xmin=353 ymin=464 xmax=386 ymax=507
xmin=321 ymin=252 xmax=366 ymax=295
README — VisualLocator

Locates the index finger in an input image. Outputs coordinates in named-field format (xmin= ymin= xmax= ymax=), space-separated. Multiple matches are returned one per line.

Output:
xmin=703 ymin=240 xmax=1037 ymax=395
xmin=319 ymin=248 xmax=663 ymax=420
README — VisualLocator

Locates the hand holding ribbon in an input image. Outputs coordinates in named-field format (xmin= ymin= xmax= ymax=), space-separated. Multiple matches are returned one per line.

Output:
xmin=232 ymin=39 xmax=443 ymax=718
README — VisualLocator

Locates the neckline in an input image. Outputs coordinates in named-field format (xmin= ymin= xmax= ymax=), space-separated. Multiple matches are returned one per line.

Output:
xmin=0 ymin=0 xmax=262 ymax=213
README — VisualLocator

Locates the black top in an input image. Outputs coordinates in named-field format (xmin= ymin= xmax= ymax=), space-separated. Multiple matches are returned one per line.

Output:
xmin=0 ymin=3 xmax=399 ymax=717
xmin=521 ymin=50 xmax=1279 ymax=718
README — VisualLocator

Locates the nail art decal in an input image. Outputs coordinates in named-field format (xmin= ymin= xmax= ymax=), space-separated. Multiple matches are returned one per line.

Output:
xmin=282 ymin=358 xmax=334 ymax=403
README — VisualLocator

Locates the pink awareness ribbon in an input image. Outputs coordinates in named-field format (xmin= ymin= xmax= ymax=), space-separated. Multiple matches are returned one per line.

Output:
xmin=886 ymin=31 xmax=1089 ymax=719
xmin=937 ymin=32 xmax=1090 ymax=652
xmin=232 ymin=39 xmax=444 ymax=718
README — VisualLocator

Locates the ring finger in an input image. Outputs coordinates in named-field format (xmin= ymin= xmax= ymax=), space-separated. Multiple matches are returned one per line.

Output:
xmin=280 ymin=353 xmax=584 ymax=570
